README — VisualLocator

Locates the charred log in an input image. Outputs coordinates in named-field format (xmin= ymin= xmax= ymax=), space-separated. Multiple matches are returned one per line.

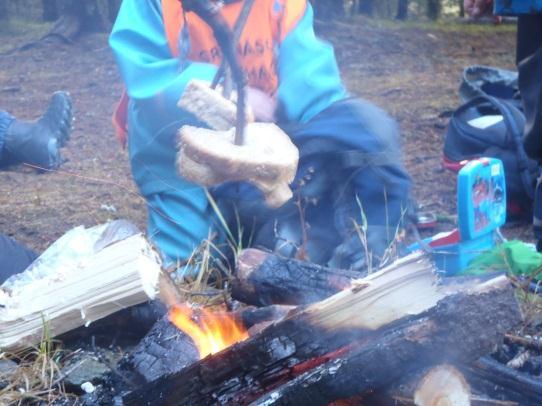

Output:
xmin=252 ymin=277 xmax=518 ymax=405
xmin=122 ymin=254 xmax=519 ymax=405
xmin=461 ymin=356 xmax=542 ymax=405
xmin=235 ymin=304 xmax=294 ymax=331
xmin=121 ymin=304 xmax=290 ymax=385
xmin=123 ymin=314 xmax=199 ymax=384
xmin=232 ymin=248 xmax=360 ymax=306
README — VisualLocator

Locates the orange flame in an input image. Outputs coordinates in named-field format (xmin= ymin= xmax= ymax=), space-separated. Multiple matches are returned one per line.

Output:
xmin=168 ymin=304 xmax=249 ymax=358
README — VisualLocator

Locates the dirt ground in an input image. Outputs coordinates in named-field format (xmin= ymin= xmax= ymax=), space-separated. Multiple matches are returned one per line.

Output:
xmin=0 ymin=17 xmax=530 ymax=254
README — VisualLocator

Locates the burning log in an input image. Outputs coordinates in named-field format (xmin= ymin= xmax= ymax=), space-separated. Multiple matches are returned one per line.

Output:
xmin=235 ymin=304 xmax=294 ymax=330
xmin=124 ymin=314 xmax=200 ymax=384
xmin=121 ymin=253 xmax=520 ymax=405
xmin=0 ymin=233 xmax=162 ymax=351
xmin=232 ymin=248 xmax=360 ymax=306
xmin=123 ymin=304 xmax=292 ymax=384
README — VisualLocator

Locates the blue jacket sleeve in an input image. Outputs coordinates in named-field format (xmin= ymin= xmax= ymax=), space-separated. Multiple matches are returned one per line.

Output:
xmin=109 ymin=0 xmax=217 ymax=110
xmin=276 ymin=3 xmax=347 ymax=124
xmin=109 ymin=0 xmax=219 ymax=265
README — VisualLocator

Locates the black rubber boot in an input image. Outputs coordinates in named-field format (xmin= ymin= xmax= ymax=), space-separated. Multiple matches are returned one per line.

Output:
xmin=3 ymin=91 xmax=73 ymax=170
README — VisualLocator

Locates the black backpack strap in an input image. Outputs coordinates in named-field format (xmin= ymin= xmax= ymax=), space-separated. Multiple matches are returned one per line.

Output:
xmin=453 ymin=95 xmax=535 ymax=200
xmin=486 ymin=95 xmax=537 ymax=200
xmin=534 ymin=175 xmax=542 ymax=251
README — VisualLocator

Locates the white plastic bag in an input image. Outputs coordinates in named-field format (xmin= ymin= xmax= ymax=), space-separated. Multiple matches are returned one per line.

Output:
xmin=1 ymin=220 xmax=140 ymax=292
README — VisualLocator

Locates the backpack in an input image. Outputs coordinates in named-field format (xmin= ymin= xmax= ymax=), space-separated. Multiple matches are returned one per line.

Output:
xmin=443 ymin=95 xmax=540 ymax=220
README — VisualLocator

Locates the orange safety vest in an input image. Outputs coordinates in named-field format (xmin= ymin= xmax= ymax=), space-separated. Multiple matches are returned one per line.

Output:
xmin=113 ymin=0 xmax=306 ymax=146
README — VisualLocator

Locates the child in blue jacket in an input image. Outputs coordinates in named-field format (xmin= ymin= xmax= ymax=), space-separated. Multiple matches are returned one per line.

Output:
xmin=110 ymin=0 xmax=412 ymax=272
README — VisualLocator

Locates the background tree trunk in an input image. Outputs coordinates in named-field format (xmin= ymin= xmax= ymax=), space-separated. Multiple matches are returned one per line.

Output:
xmin=312 ymin=0 xmax=344 ymax=19
xmin=358 ymin=0 xmax=375 ymax=16
xmin=396 ymin=0 xmax=409 ymax=20
xmin=63 ymin=0 xmax=111 ymax=33
xmin=0 ymin=0 xmax=8 ymax=21
xmin=42 ymin=0 xmax=59 ymax=22
xmin=427 ymin=0 xmax=442 ymax=20
xmin=43 ymin=0 xmax=121 ymax=41
xmin=459 ymin=0 xmax=465 ymax=17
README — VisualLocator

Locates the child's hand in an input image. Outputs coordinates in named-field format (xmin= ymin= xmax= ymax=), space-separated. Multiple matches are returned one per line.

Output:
xmin=464 ymin=0 xmax=493 ymax=18
xmin=216 ymin=83 xmax=276 ymax=122
xmin=246 ymin=87 xmax=276 ymax=123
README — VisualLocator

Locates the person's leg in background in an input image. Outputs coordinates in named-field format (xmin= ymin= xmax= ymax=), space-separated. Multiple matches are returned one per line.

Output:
xmin=517 ymin=15 xmax=542 ymax=250
xmin=0 ymin=92 xmax=72 ymax=169
xmin=0 ymin=110 xmax=16 ymax=164
xmin=312 ymin=99 xmax=412 ymax=270
xmin=519 ymin=15 xmax=542 ymax=161
xmin=250 ymin=98 xmax=412 ymax=272
xmin=516 ymin=15 xmax=542 ymax=66
xmin=0 ymin=234 xmax=38 ymax=284
xmin=145 ymin=186 xmax=223 ymax=271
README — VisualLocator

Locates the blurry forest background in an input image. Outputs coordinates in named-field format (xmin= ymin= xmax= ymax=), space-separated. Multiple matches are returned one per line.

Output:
xmin=0 ymin=0 xmax=468 ymax=33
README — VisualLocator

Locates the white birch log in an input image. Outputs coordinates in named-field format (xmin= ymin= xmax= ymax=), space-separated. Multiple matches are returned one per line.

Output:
xmin=0 ymin=233 xmax=162 ymax=351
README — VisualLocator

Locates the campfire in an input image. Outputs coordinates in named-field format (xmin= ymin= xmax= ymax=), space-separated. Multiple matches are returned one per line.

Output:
xmin=118 ymin=252 xmax=528 ymax=406
xmin=2 ymin=239 xmax=539 ymax=405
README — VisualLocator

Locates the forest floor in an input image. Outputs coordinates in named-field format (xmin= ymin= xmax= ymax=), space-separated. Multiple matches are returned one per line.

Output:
xmin=0 ymin=16 xmax=527 ymax=255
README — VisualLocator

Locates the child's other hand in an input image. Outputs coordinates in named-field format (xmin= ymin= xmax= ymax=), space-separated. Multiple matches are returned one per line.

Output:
xmin=246 ymin=87 xmax=276 ymax=123
xmin=217 ymin=84 xmax=276 ymax=122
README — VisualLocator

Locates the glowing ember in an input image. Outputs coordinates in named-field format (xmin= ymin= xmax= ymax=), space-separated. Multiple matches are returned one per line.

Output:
xmin=168 ymin=304 xmax=249 ymax=358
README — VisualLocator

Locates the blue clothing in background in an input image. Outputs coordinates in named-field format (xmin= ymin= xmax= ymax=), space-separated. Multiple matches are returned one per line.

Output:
xmin=0 ymin=234 xmax=37 ymax=283
xmin=0 ymin=111 xmax=14 ymax=155
xmin=495 ymin=0 xmax=542 ymax=15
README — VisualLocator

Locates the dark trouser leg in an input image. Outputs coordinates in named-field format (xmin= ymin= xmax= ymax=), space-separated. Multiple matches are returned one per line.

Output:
xmin=299 ymin=99 xmax=411 ymax=268
xmin=0 ymin=234 xmax=38 ymax=284
xmin=213 ymin=99 xmax=411 ymax=270
xmin=517 ymin=15 xmax=542 ymax=250
xmin=518 ymin=15 xmax=542 ymax=162
xmin=516 ymin=15 xmax=542 ymax=65
xmin=221 ymin=99 xmax=411 ymax=270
